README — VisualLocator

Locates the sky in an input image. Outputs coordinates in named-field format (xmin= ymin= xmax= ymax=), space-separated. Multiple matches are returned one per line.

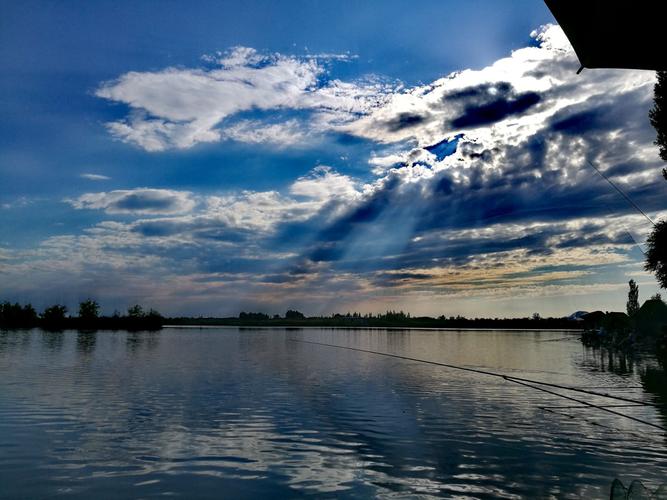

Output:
xmin=0 ymin=0 xmax=664 ymax=317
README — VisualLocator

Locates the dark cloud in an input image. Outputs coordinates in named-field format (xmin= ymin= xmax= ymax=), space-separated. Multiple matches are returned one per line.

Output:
xmin=371 ymin=271 xmax=433 ymax=287
xmin=385 ymin=112 xmax=429 ymax=132
xmin=113 ymin=193 xmax=178 ymax=211
xmin=442 ymin=81 xmax=541 ymax=129
xmin=550 ymin=107 xmax=612 ymax=135
xmin=603 ymin=161 xmax=647 ymax=178
xmin=132 ymin=220 xmax=186 ymax=237
xmin=69 ymin=188 xmax=195 ymax=215
xmin=306 ymin=176 xmax=400 ymax=262
xmin=450 ymin=92 xmax=541 ymax=129
xmin=444 ymin=82 xmax=514 ymax=102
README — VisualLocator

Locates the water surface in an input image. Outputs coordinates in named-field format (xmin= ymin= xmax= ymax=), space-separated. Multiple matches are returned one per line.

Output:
xmin=1 ymin=327 xmax=666 ymax=498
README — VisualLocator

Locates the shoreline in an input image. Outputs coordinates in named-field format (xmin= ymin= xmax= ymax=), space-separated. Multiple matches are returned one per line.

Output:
xmin=164 ymin=324 xmax=584 ymax=332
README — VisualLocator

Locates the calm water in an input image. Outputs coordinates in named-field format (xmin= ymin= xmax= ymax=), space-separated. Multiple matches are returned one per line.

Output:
xmin=1 ymin=327 xmax=666 ymax=499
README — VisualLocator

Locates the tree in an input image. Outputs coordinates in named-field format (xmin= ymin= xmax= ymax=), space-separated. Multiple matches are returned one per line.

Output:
xmin=645 ymin=220 xmax=667 ymax=289
xmin=42 ymin=304 xmax=67 ymax=324
xmin=649 ymin=71 xmax=667 ymax=179
xmin=285 ymin=310 xmax=305 ymax=319
xmin=0 ymin=302 xmax=38 ymax=327
xmin=78 ymin=299 xmax=99 ymax=320
xmin=239 ymin=311 xmax=269 ymax=320
xmin=127 ymin=304 xmax=145 ymax=318
xmin=627 ymin=279 xmax=640 ymax=317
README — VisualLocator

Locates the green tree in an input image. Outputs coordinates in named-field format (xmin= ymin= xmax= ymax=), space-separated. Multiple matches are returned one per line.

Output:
xmin=627 ymin=279 xmax=640 ymax=317
xmin=146 ymin=308 xmax=162 ymax=319
xmin=649 ymin=71 xmax=667 ymax=179
xmin=645 ymin=220 xmax=667 ymax=289
xmin=22 ymin=304 xmax=37 ymax=323
xmin=285 ymin=310 xmax=305 ymax=319
xmin=78 ymin=299 xmax=100 ymax=320
xmin=127 ymin=304 xmax=145 ymax=318
xmin=0 ymin=302 xmax=38 ymax=326
xmin=42 ymin=305 xmax=68 ymax=323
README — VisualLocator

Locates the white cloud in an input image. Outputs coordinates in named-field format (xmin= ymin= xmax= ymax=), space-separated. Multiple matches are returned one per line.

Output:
xmin=204 ymin=191 xmax=316 ymax=232
xmin=97 ymin=47 xmax=392 ymax=151
xmin=80 ymin=173 xmax=111 ymax=181
xmin=289 ymin=166 xmax=360 ymax=203
xmin=220 ymin=119 xmax=309 ymax=146
xmin=198 ymin=166 xmax=361 ymax=232
xmin=346 ymin=24 xmax=654 ymax=152
xmin=67 ymin=188 xmax=196 ymax=215
xmin=66 ymin=167 xmax=361 ymax=237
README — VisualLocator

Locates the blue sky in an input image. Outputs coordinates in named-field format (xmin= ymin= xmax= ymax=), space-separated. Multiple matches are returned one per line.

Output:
xmin=0 ymin=1 xmax=664 ymax=316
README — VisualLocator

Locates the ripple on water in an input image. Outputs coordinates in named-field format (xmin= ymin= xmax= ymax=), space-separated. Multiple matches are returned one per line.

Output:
xmin=1 ymin=327 xmax=666 ymax=498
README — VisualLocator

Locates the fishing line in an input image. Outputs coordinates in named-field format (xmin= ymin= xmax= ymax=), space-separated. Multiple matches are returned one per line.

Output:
xmin=540 ymin=404 xmax=645 ymax=409
xmin=507 ymin=378 xmax=665 ymax=431
xmin=538 ymin=405 xmax=664 ymax=445
xmin=586 ymin=159 xmax=656 ymax=227
xmin=580 ymin=158 xmax=654 ymax=255
xmin=290 ymin=339 xmax=665 ymax=430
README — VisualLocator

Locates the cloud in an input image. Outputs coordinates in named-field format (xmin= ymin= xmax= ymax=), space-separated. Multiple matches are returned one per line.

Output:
xmin=8 ymin=25 xmax=664 ymax=316
xmin=0 ymin=196 xmax=34 ymax=210
xmin=219 ymin=119 xmax=309 ymax=146
xmin=67 ymin=188 xmax=196 ymax=215
xmin=345 ymin=24 xmax=654 ymax=151
xmin=80 ymin=173 xmax=111 ymax=181
xmin=96 ymin=46 xmax=393 ymax=151
xmin=130 ymin=167 xmax=361 ymax=239
xmin=289 ymin=166 xmax=360 ymax=203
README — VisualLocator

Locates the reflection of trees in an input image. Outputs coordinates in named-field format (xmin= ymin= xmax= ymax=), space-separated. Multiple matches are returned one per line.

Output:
xmin=580 ymin=346 xmax=637 ymax=376
xmin=76 ymin=331 xmax=97 ymax=354
xmin=640 ymin=367 xmax=667 ymax=427
xmin=126 ymin=331 xmax=160 ymax=353
xmin=0 ymin=330 xmax=32 ymax=353
xmin=640 ymin=366 xmax=667 ymax=434
xmin=581 ymin=345 xmax=667 ymax=429
xmin=40 ymin=330 xmax=64 ymax=352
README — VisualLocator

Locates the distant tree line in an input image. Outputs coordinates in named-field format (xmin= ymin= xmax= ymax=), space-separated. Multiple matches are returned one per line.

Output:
xmin=167 ymin=309 xmax=579 ymax=329
xmin=0 ymin=300 xmax=163 ymax=331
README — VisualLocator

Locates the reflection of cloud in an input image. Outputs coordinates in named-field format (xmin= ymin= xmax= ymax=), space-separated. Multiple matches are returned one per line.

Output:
xmin=5 ymin=329 xmax=666 ymax=496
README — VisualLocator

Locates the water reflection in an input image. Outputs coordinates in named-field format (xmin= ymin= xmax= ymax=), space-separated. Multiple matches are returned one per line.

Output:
xmin=40 ymin=330 xmax=64 ymax=352
xmin=126 ymin=331 xmax=160 ymax=353
xmin=0 ymin=328 xmax=666 ymax=499
xmin=640 ymin=366 xmax=667 ymax=429
xmin=0 ymin=328 xmax=32 ymax=354
xmin=76 ymin=330 xmax=97 ymax=354
xmin=579 ymin=345 xmax=640 ymax=377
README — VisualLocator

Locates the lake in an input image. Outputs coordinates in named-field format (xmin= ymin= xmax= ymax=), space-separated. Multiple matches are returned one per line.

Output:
xmin=1 ymin=327 xmax=666 ymax=498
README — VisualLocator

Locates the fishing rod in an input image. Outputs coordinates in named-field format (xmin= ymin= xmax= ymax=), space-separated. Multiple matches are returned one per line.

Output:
xmin=289 ymin=339 xmax=666 ymax=432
